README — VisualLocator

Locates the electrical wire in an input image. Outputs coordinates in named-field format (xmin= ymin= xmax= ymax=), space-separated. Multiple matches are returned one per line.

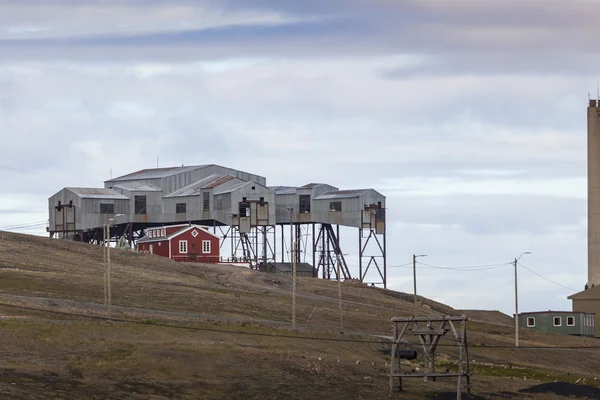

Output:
xmin=0 ymin=221 xmax=47 ymax=231
xmin=415 ymin=261 xmax=513 ymax=271
xmin=518 ymin=263 xmax=578 ymax=292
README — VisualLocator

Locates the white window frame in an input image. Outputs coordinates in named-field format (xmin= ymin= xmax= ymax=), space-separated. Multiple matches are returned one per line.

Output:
xmin=553 ymin=316 xmax=562 ymax=327
xmin=526 ymin=317 xmax=535 ymax=327
xmin=161 ymin=229 xmax=165 ymax=237
xmin=566 ymin=316 xmax=576 ymax=327
xmin=179 ymin=240 xmax=188 ymax=254
xmin=202 ymin=240 xmax=211 ymax=254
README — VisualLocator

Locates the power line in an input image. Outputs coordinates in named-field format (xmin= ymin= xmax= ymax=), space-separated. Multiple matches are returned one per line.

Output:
xmin=0 ymin=221 xmax=47 ymax=231
xmin=518 ymin=263 xmax=578 ymax=292
xmin=417 ymin=261 xmax=513 ymax=271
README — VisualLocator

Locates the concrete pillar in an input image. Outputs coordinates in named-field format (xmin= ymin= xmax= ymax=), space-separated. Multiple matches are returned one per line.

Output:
xmin=588 ymin=99 xmax=600 ymax=286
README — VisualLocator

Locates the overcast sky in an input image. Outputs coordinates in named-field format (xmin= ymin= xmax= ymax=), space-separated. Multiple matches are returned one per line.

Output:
xmin=0 ymin=0 xmax=595 ymax=316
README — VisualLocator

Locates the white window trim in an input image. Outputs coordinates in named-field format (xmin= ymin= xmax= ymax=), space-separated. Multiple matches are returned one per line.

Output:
xmin=553 ymin=316 xmax=562 ymax=327
xmin=526 ymin=317 xmax=535 ymax=327
xmin=566 ymin=316 xmax=576 ymax=327
xmin=202 ymin=240 xmax=211 ymax=254
xmin=179 ymin=240 xmax=188 ymax=254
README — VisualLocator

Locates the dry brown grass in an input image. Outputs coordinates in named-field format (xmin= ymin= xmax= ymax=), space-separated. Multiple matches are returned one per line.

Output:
xmin=0 ymin=231 xmax=599 ymax=399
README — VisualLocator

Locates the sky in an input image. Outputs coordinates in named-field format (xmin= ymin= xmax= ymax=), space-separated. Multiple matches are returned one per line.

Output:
xmin=0 ymin=0 xmax=596 ymax=316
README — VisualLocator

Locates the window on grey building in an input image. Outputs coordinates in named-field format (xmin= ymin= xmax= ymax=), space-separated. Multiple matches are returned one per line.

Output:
xmin=100 ymin=204 xmax=114 ymax=214
xmin=203 ymin=192 xmax=210 ymax=211
xmin=567 ymin=316 xmax=575 ymax=326
xmin=299 ymin=195 xmax=311 ymax=213
xmin=329 ymin=201 xmax=342 ymax=212
xmin=526 ymin=317 xmax=535 ymax=327
xmin=134 ymin=196 xmax=147 ymax=214
xmin=553 ymin=316 xmax=562 ymax=327
xmin=176 ymin=203 xmax=186 ymax=214
xmin=239 ymin=201 xmax=250 ymax=216
xmin=215 ymin=195 xmax=223 ymax=210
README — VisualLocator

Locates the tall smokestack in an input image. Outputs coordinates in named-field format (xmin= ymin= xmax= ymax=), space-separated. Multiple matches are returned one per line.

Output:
xmin=589 ymin=99 xmax=600 ymax=286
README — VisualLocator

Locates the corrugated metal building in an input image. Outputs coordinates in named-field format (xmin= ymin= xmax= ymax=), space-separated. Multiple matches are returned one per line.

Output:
xmin=48 ymin=164 xmax=387 ymax=286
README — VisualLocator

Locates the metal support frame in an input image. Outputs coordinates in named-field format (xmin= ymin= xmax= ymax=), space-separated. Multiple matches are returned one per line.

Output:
xmin=230 ymin=225 xmax=276 ymax=268
xmin=389 ymin=316 xmax=471 ymax=399
xmin=313 ymin=224 xmax=351 ymax=280
xmin=358 ymin=227 xmax=387 ymax=288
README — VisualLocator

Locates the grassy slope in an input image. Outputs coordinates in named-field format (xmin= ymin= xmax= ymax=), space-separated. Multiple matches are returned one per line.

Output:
xmin=0 ymin=231 xmax=598 ymax=399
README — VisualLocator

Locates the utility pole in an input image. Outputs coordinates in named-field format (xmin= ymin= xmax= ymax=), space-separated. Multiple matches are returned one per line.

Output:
xmin=288 ymin=208 xmax=296 ymax=330
xmin=107 ymin=228 xmax=112 ymax=319
xmin=103 ymin=224 xmax=107 ymax=308
xmin=337 ymin=254 xmax=343 ymax=329
xmin=514 ymin=251 xmax=532 ymax=348
xmin=514 ymin=257 xmax=519 ymax=347
xmin=105 ymin=214 xmax=125 ymax=320
xmin=413 ymin=254 xmax=427 ymax=306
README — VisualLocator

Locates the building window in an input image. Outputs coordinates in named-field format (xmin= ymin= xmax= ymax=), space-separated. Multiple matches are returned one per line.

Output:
xmin=567 ymin=316 xmax=575 ymax=327
xmin=239 ymin=201 xmax=250 ymax=217
xmin=176 ymin=203 xmax=186 ymax=214
xmin=203 ymin=192 xmax=210 ymax=211
xmin=299 ymin=195 xmax=311 ymax=213
xmin=134 ymin=196 xmax=147 ymax=214
xmin=179 ymin=240 xmax=188 ymax=254
xmin=100 ymin=204 xmax=114 ymax=214
xmin=330 ymin=201 xmax=342 ymax=212
xmin=215 ymin=195 xmax=223 ymax=210
xmin=202 ymin=240 xmax=211 ymax=254
xmin=526 ymin=317 xmax=535 ymax=327
xmin=553 ymin=316 xmax=562 ymax=327
xmin=161 ymin=229 xmax=165 ymax=237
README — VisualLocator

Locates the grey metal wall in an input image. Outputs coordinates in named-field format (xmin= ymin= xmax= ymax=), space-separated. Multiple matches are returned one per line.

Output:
xmin=229 ymin=184 xmax=276 ymax=226
xmin=111 ymin=187 xmax=163 ymax=223
xmin=311 ymin=190 xmax=386 ymax=228
xmin=48 ymin=189 xmax=130 ymax=232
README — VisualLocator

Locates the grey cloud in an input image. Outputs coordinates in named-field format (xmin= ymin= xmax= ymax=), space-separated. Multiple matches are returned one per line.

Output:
xmin=0 ymin=0 xmax=599 ymax=74
xmin=389 ymin=194 xmax=585 ymax=235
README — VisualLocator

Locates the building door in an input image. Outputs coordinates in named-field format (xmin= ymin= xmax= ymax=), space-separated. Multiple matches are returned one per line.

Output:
xmin=149 ymin=245 xmax=153 ymax=254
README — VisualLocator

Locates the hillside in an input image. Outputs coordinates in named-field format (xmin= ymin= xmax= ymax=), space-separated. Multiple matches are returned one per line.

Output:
xmin=0 ymin=231 xmax=599 ymax=399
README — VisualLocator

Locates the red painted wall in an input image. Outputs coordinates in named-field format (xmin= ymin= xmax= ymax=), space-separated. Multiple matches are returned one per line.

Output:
xmin=138 ymin=240 xmax=170 ymax=257
xmin=170 ymin=227 xmax=220 ymax=263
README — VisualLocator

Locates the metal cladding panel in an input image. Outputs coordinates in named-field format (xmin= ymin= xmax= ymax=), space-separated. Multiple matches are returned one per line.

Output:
xmin=310 ymin=189 xmax=385 ymax=228
xmin=239 ymin=217 xmax=251 ymax=233
xmin=228 ymin=183 xmax=276 ymax=226
xmin=107 ymin=165 xmax=210 ymax=182
xmin=78 ymin=198 xmax=130 ymax=231
xmin=274 ymin=193 xmax=298 ymax=223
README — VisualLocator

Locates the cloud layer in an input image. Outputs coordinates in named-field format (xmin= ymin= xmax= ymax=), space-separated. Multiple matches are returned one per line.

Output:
xmin=0 ymin=0 xmax=594 ymax=315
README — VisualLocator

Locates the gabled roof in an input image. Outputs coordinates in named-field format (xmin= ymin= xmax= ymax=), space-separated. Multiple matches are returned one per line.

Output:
xmin=215 ymin=180 xmax=270 ymax=195
xmin=111 ymin=181 xmax=161 ymax=192
xmin=269 ymin=186 xmax=297 ymax=195
xmin=568 ymin=285 xmax=600 ymax=300
xmin=107 ymin=165 xmax=212 ymax=182
xmin=137 ymin=224 xmax=220 ymax=243
xmin=66 ymin=187 xmax=128 ymax=200
xmin=314 ymin=189 xmax=371 ymax=200
xmin=164 ymin=174 xmax=237 ymax=198
xmin=299 ymin=183 xmax=327 ymax=189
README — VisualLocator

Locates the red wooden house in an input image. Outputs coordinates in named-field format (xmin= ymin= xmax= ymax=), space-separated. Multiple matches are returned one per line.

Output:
xmin=136 ymin=224 xmax=220 ymax=263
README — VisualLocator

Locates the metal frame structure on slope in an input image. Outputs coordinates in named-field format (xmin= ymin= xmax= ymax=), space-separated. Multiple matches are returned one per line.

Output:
xmin=389 ymin=316 xmax=471 ymax=399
